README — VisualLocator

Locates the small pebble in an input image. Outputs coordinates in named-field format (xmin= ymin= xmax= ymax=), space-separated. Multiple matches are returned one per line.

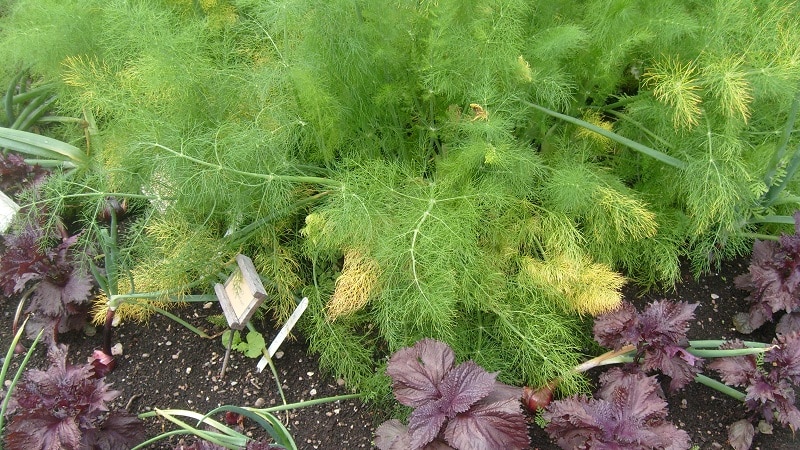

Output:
xmin=710 ymin=293 xmax=720 ymax=300
xmin=274 ymin=351 xmax=284 ymax=359
xmin=185 ymin=367 xmax=191 ymax=374
xmin=111 ymin=343 xmax=123 ymax=356
xmin=309 ymin=388 xmax=317 ymax=396
xmin=254 ymin=397 xmax=266 ymax=408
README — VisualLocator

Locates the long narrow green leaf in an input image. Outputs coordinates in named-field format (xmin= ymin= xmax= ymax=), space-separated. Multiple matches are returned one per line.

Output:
xmin=0 ymin=126 xmax=87 ymax=166
xmin=0 ymin=327 xmax=43 ymax=434
xmin=17 ymin=95 xmax=57 ymax=132
xmin=11 ymin=93 xmax=50 ymax=129
xmin=150 ymin=409 xmax=246 ymax=449
xmin=206 ymin=405 xmax=297 ymax=449
xmin=763 ymin=88 xmax=800 ymax=188
xmin=20 ymin=158 xmax=77 ymax=169
xmin=746 ymin=214 xmax=797 ymax=225
xmin=10 ymin=83 xmax=54 ymax=105
xmin=524 ymin=101 xmax=688 ymax=169
xmin=4 ymin=71 xmax=26 ymax=127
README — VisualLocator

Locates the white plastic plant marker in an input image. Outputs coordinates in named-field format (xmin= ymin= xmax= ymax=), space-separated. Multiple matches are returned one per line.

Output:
xmin=215 ymin=254 xmax=268 ymax=330
xmin=0 ymin=189 xmax=19 ymax=233
xmin=257 ymin=297 xmax=309 ymax=373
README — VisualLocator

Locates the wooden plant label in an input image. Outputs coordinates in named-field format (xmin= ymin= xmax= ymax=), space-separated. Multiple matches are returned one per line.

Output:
xmin=257 ymin=297 xmax=309 ymax=373
xmin=215 ymin=254 xmax=267 ymax=330
xmin=0 ymin=189 xmax=19 ymax=233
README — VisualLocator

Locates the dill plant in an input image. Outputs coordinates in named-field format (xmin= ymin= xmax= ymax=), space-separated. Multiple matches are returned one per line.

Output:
xmin=0 ymin=0 xmax=799 ymax=404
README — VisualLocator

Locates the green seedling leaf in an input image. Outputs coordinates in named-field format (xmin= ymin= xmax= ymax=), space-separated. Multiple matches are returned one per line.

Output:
xmin=239 ymin=330 xmax=266 ymax=358
xmin=222 ymin=330 xmax=266 ymax=359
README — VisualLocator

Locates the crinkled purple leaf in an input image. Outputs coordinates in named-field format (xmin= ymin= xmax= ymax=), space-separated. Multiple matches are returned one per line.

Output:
xmin=375 ymin=419 xmax=454 ymax=450
xmin=647 ymin=424 xmax=693 ymax=450
xmin=0 ymin=223 xmax=51 ymax=296
xmin=594 ymin=301 xmax=638 ymax=349
xmin=80 ymin=410 xmax=147 ymax=449
xmin=408 ymin=400 xmax=449 ymax=448
xmin=387 ymin=339 xmax=455 ymax=407
xmin=443 ymin=397 xmax=529 ymax=450
xmin=542 ymin=395 xmax=603 ymax=449
xmin=482 ymin=381 xmax=523 ymax=406
xmin=733 ymin=305 xmax=771 ymax=334
xmin=641 ymin=346 xmax=702 ymax=391
xmin=545 ymin=368 xmax=689 ymax=450
xmin=597 ymin=368 xmax=669 ymax=424
xmin=776 ymin=312 xmax=800 ymax=335
xmin=11 ymin=345 xmax=119 ymax=415
xmin=766 ymin=332 xmax=800 ymax=384
xmin=0 ymin=152 xmax=48 ymax=195
xmin=745 ymin=379 xmax=781 ymax=404
xmin=727 ymin=419 xmax=755 ymax=450
xmin=59 ymin=268 xmax=93 ymax=304
xmin=437 ymin=361 xmax=497 ymax=416
xmin=637 ymin=300 xmax=696 ymax=347
xmin=736 ymin=229 xmax=800 ymax=334
xmin=5 ymin=413 xmax=82 ymax=450
xmin=375 ymin=419 xmax=413 ymax=450
xmin=771 ymin=394 xmax=800 ymax=430
xmin=707 ymin=341 xmax=759 ymax=387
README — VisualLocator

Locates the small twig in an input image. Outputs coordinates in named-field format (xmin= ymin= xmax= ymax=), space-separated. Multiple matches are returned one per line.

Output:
xmin=219 ymin=330 xmax=235 ymax=379
xmin=125 ymin=394 xmax=141 ymax=411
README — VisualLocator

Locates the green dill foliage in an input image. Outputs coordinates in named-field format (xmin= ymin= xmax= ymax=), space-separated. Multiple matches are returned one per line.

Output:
xmin=2 ymin=0 xmax=800 ymax=399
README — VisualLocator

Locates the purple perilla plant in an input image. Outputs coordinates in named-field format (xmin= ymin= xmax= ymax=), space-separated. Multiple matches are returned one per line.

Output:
xmin=374 ymin=338 xmax=529 ymax=450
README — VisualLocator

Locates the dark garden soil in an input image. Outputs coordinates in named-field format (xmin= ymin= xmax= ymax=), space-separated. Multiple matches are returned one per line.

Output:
xmin=1 ymin=257 xmax=798 ymax=450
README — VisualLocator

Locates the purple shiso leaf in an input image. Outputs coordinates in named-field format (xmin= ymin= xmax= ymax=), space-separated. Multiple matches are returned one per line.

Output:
xmin=444 ymin=397 xmax=530 ymax=450
xmin=542 ymin=395 xmax=603 ymax=449
xmin=594 ymin=301 xmax=638 ymax=349
xmin=707 ymin=341 xmax=759 ymax=387
xmin=80 ymin=410 xmax=147 ymax=449
xmin=727 ymin=419 xmax=755 ymax=450
xmin=776 ymin=312 xmax=800 ymax=335
xmin=387 ymin=338 xmax=455 ymax=408
xmin=544 ymin=368 xmax=690 ymax=450
xmin=375 ymin=420 xmax=413 ymax=450
xmin=770 ymin=388 xmax=800 ymax=430
xmin=437 ymin=360 xmax=497 ymax=416
xmin=641 ymin=346 xmax=702 ymax=392
xmin=5 ymin=413 xmax=83 ymax=450
xmin=745 ymin=379 xmax=780 ymax=404
xmin=596 ymin=368 xmax=669 ymax=424
xmin=482 ymin=380 xmax=523 ymax=405
xmin=637 ymin=300 xmax=696 ymax=347
xmin=408 ymin=400 xmax=449 ymax=448
xmin=375 ymin=419 xmax=454 ymax=450
xmin=765 ymin=332 xmax=800 ymax=383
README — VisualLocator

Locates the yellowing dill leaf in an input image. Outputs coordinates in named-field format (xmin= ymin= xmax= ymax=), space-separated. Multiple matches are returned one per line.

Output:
xmin=644 ymin=57 xmax=703 ymax=129
xmin=327 ymin=249 xmax=381 ymax=320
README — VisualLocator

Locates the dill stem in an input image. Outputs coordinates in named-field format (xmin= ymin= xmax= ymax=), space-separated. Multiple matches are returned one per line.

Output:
xmin=147 ymin=142 xmax=342 ymax=188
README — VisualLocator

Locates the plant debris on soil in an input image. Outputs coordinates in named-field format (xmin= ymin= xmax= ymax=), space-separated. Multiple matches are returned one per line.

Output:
xmin=0 ymin=257 xmax=798 ymax=450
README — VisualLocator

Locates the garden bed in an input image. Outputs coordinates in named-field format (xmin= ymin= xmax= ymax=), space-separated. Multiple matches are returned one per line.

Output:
xmin=0 ymin=256 xmax=797 ymax=449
